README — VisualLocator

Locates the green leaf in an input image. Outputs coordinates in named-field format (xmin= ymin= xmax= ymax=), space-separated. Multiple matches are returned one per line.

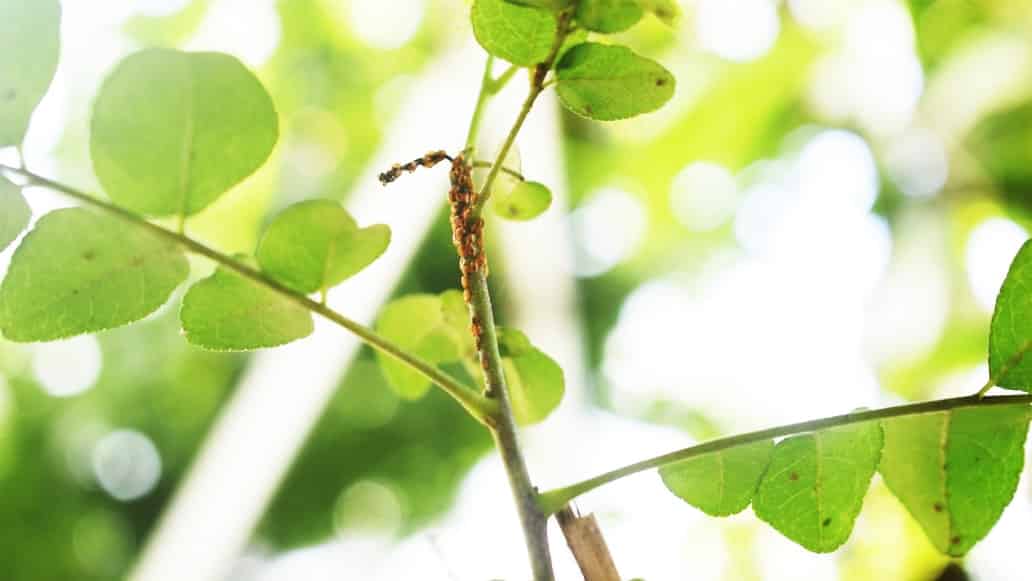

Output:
xmin=493 ymin=181 xmax=553 ymax=221
xmin=880 ymin=405 xmax=1030 ymax=556
xmin=256 ymin=200 xmax=390 ymax=295
xmin=498 ymin=327 xmax=565 ymax=424
xmin=988 ymin=240 xmax=1032 ymax=390
xmin=967 ymin=102 xmax=1032 ymax=220
xmin=660 ymin=440 xmax=774 ymax=517
xmin=576 ymin=0 xmax=643 ymax=33
xmin=0 ymin=178 xmax=30 ymax=252
xmin=0 ymin=0 xmax=60 ymax=146
xmin=753 ymin=421 xmax=883 ymax=553
xmin=180 ymin=266 xmax=313 ymax=350
xmin=556 ymin=43 xmax=675 ymax=121
xmin=638 ymin=0 xmax=681 ymax=26
xmin=472 ymin=0 xmax=558 ymax=66
xmin=375 ymin=291 xmax=470 ymax=399
xmin=0 ymin=208 xmax=189 ymax=341
xmin=90 ymin=49 xmax=278 ymax=218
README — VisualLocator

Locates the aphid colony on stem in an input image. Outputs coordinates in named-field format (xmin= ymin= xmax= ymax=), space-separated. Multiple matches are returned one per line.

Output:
xmin=379 ymin=150 xmax=490 ymax=370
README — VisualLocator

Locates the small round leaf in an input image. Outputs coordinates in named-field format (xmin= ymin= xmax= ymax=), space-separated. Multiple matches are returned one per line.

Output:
xmin=472 ymin=0 xmax=558 ymax=66
xmin=556 ymin=43 xmax=675 ymax=121
xmin=576 ymin=0 xmax=643 ymax=33
xmin=498 ymin=328 xmax=565 ymax=425
xmin=180 ymin=267 xmax=314 ymax=351
xmin=91 ymin=49 xmax=278 ymax=218
xmin=493 ymin=180 xmax=553 ymax=221
xmin=375 ymin=292 xmax=471 ymax=399
xmin=257 ymin=200 xmax=390 ymax=295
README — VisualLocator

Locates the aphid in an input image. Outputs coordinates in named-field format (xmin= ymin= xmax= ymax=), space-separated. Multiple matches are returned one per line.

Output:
xmin=377 ymin=150 xmax=451 ymax=185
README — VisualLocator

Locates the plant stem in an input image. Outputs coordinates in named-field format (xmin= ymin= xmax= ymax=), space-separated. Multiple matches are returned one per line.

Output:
xmin=470 ymin=268 xmax=555 ymax=580
xmin=537 ymin=393 xmax=1032 ymax=515
xmin=465 ymin=56 xmax=496 ymax=152
xmin=0 ymin=164 xmax=498 ymax=425
xmin=456 ymin=15 xmax=576 ymax=575
xmin=458 ymin=53 xmax=560 ymax=581
xmin=490 ymin=64 xmax=520 ymax=93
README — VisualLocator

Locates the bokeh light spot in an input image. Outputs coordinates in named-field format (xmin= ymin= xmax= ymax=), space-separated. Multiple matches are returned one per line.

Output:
xmin=347 ymin=0 xmax=425 ymax=50
xmin=133 ymin=0 xmax=191 ymax=17
xmin=333 ymin=480 xmax=404 ymax=537
xmin=570 ymin=188 xmax=646 ymax=277
xmin=696 ymin=0 xmax=780 ymax=63
xmin=796 ymin=129 xmax=878 ymax=213
xmin=885 ymin=129 xmax=949 ymax=198
xmin=32 ymin=335 xmax=102 ymax=398
xmin=965 ymin=218 xmax=1028 ymax=312
xmin=92 ymin=429 xmax=163 ymax=501
xmin=670 ymin=161 xmax=739 ymax=231
xmin=187 ymin=0 xmax=281 ymax=66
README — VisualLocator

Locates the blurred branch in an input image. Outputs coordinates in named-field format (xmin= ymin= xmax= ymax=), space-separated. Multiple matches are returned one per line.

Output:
xmin=556 ymin=507 xmax=622 ymax=581
xmin=0 ymin=163 xmax=498 ymax=425
xmin=537 ymin=393 xmax=1032 ymax=515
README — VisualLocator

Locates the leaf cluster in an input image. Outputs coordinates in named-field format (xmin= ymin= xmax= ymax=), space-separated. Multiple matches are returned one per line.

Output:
xmin=472 ymin=0 xmax=677 ymax=121
xmin=658 ymin=243 xmax=1032 ymax=555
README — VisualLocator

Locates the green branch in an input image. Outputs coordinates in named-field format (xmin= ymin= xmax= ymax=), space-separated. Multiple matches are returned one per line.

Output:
xmin=453 ymin=22 xmax=572 ymax=574
xmin=536 ymin=393 xmax=1032 ymax=515
xmin=471 ymin=10 xmax=572 ymax=218
xmin=0 ymin=164 xmax=498 ymax=426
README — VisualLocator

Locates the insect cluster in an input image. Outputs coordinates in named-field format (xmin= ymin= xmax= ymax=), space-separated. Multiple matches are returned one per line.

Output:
xmin=379 ymin=150 xmax=490 ymax=369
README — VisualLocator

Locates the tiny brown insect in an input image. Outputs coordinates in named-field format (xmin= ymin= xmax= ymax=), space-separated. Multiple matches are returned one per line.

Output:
xmin=377 ymin=150 xmax=452 ymax=185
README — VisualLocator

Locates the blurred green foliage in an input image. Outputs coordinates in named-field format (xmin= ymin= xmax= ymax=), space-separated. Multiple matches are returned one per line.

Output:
xmin=5 ymin=0 xmax=1032 ymax=579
